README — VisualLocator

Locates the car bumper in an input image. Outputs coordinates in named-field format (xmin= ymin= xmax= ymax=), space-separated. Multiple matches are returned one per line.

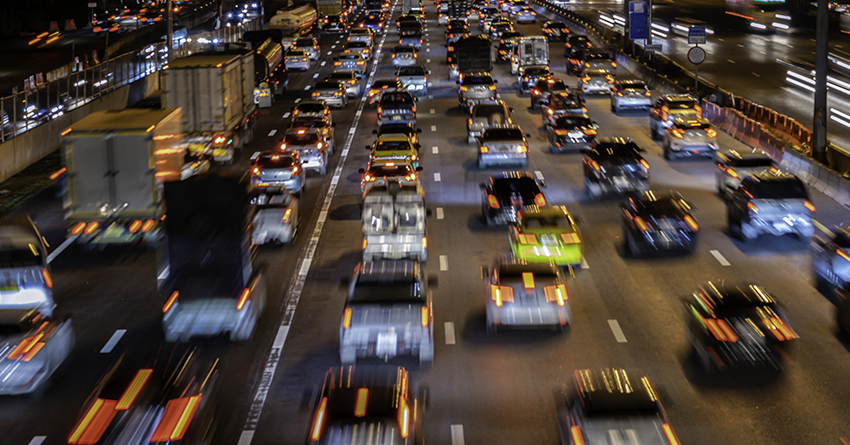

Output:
xmin=668 ymin=141 xmax=719 ymax=156
xmin=378 ymin=115 xmax=416 ymax=125
xmin=364 ymin=242 xmax=427 ymax=261
xmin=614 ymin=97 xmax=652 ymax=109
xmin=253 ymin=224 xmax=295 ymax=244
xmin=253 ymin=177 xmax=302 ymax=192
xmin=340 ymin=329 xmax=431 ymax=361
xmin=488 ymin=303 xmax=570 ymax=327
xmin=633 ymin=229 xmax=697 ymax=252
xmin=479 ymin=153 xmax=528 ymax=167
xmin=286 ymin=62 xmax=310 ymax=70
xmin=0 ymin=362 xmax=50 ymax=395
xmin=745 ymin=216 xmax=814 ymax=238
xmin=582 ymin=84 xmax=613 ymax=94
xmin=163 ymin=300 xmax=257 ymax=341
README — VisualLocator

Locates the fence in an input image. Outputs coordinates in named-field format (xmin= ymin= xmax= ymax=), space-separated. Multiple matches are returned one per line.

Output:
xmin=0 ymin=18 xmax=261 ymax=143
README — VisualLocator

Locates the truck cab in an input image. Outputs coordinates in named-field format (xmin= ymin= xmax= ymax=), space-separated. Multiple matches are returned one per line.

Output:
xmin=362 ymin=184 xmax=428 ymax=262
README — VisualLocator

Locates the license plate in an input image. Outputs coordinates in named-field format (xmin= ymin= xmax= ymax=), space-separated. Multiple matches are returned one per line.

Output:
xmin=613 ymin=176 xmax=629 ymax=187
xmin=774 ymin=223 xmax=789 ymax=231
xmin=376 ymin=332 xmax=398 ymax=355
xmin=391 ymin=115 xmax=403 ymax=121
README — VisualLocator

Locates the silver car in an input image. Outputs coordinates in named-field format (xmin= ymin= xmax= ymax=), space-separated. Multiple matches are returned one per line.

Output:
xmin=458 ymin=72 xmax=498 ymax=108
xmin=517 ymin=65 xmax=549 ymax=93
xmin=339 ymin=260 xmax=434 ymax=365
xmin=542 ymin=91 xmax=586 ymax=127
xmin=343 ymin=40 xmax=372 ymax=60
xmin=292 ymin=100 xmax=331 ymax=120
xmin=397 ymin=65 xmax=429 ymax=96
xmin=482 ymin=258 xmax=571 ymax=333
xmin=252 ymin=188 xmax=300 ymax=246
xmin=293 ymin=37 xmax=320 ymax=60
xmin=347 ymin=28 xmax=374 ymax=47
xmin=468 ymin=100 xmax=513 ymax=144
xmin=392 ymin=45 xmax=418 ymax=67
xmin=284 ymin=48 xmax=310 ymax=70
xmin=662 ymin=117 xmax=719 ymax=160
xmin=311 ymin=80 xmax=348 ymax=109
xmin=611 ymin=79 xmax=652 ymax=112
xmin=515 ymin=6 xmax=536 ymax=23
xmin=251 ymin=150 xmax=305 ymax=196
xmin=327 ymin=71 xmax=361 ymax=98
xmin=813 ymin=227 xmax=850 ymax=295
xmin=334 ymin=50 xmax=367 ymax=77
xmin=478 ymin=125 xmax=530 ymax=169
xmin=715 ymin=149 xmax=776 ymax=199
xmin=579 ymin=68 xmax=615 ymax=94
xmin=281 ymin=128 xmax=329 ymax=175
xmin=399 ymin=27 xmax=423 ymax=50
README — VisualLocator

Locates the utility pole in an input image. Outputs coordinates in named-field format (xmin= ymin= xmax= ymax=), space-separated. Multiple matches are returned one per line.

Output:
xmin=813 ymin=0 xmax=829 ymax=162
xmin=167 ymin=0 xmax=174 ymax=62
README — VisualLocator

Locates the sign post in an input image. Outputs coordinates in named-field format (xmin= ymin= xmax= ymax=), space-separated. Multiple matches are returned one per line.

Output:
xmin=687 ymin=26 xmax=707 ymax=94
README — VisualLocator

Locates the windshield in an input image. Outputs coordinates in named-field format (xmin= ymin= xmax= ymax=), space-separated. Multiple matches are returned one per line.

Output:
xmin=315 ymin=82 xmax=340 ymax=90
xmin=464 ymin=76 xmax=493 ymax=85
xmin=339 ymin=54 xmax=359 ymax=60
xmin=381 ymin=93 xmax=413 ymax=104
xmin=592 ymin=143 xmax=640 ymax=157
xmin=523 ymin=216 xmax=573 ymax=229
xmin=732 ymin=157 xmax=774 ymax=168
xmin=398 ymin=67 xmax=425 ymax=76
xmin=295 ymin=38 xmax=314 ymax=46
xmin=284 ymin=133 xmax=320 ymax=145
xmin=492 ymin=177 xmax=540 ymax=197
xmin=551 ymin=95 xmax=582 ymax=108
xmin=329 ymin=73 xmax=353 ymax=81
xmin=375 ymin=141 xmax=413 ymax=151
xmin=347 ymin=41 xmax=368 ymax=48
xmin=667 ymin=100 xmax=698 ymax=110
xmin=394 ymin=47 xmax=415 ymax=53
xmin=525 ymin=68 xmax=548 ymax=76
xmin=482 ymin=128 xmax=523 ymax=140
xmin=297 ymin=103 xmax=325 ymax=113
xmin=401 ymin=29 xmax=421 ymax=36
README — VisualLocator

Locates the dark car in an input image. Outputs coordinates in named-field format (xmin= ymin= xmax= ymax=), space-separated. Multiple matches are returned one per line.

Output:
xmin=530 ymin=76 xmax=569 ymax=110
xmin=480 ymin=171 xmax=547 ymax=226
xmin=319 ymin=14 xmax=346 ymax=33
xmin=621 ymin=190 xmax=700 ymax=255
xmin=566 ymin=47 xmax=586 ymax=75
xmin=446 ymin=21 xmax=468 ymax=35
xmin=542 ymin=21 xmax=570 ymax=41
xmin=583 ymin=137 xmax=650 ymax=200
xmin=726 ymin=171 xmax=815 ymax=242
xmin=373 ymin=122 xmax=423 ymax=145
xmin=367 ymin=78 xmax=403 ymax=105
xmin=378 ymin=91 xmax=417 ymax=126
xmin=564 ymin=34 xmax=591 ymax=55
xmin=548 ymin=114 xmax=596 ymax=153
xmin=685 ymin=280 xmax=797 ymax=373
xmin=542 ymin=91 xmax=587 ymax=127
xmin=361 ymin=14 xmax=383 ymax=34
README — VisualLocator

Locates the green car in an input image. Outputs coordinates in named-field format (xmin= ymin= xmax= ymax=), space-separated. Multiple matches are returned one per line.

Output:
xmin=509 ymin=206 xmax=582 ymax=266
xmin=368 ymin=135 xmax=420 ymax=169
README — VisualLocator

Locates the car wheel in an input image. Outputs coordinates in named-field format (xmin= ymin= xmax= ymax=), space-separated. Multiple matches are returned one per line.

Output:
xmin=486 ymin=320 xmax=498 ymax=335
xmin=530 ymin=100 xmax=536 ymax=110
xmin=663 ymin=145 xmax=672 ymax=161
xmin=467 ymin=136 xmax=475 ymax=145
xmin=838 ymin=298 xmax=850 ymax=335
xmin=728 ymin=209 xmax=744 ymax=240
xmin=319 ymin=164 xmax=327 ymax=176
xmin=611 ymin=103 xmax=617 ymax=113
xmin=478 ymin=159 xmax=486 ymax=170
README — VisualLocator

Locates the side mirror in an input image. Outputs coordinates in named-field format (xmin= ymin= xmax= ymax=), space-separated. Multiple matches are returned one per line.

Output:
xmin=416 ymin=128 xmax=423 ymax=133
xmin=456 ymin=80 xmax=461 ymax=84
xmin=416 ymin=166 xmax=423 ymax=171
xmin=525 ymin=133 xmax=531 ymax=138
xmin=479 ymin=182 xmax=487 ymax=189
xmin=493 ymin=79 xmax=498 ymax=83
xmin=415 ymin=143 xmax=421 ymax=149
xmin=358 ymin=168 xmax=366 ymax=174
xmin=332 ymin=122 xmax=337 ymax=127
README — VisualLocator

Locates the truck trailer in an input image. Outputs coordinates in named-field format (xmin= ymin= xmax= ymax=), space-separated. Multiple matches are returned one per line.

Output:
xmin=362 ymin=184 xmax=428 ymax=262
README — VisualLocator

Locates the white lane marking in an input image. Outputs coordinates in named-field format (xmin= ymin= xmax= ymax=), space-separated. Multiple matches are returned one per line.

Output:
xmin=294 ymin=98 xmax=301 ymax=103
xmin=428 ymin=95 xmax=433 ymax=99
xmin=760 ymin=51 xmax=767 ymax=55
xmin=440 ymin=255 xmax=448 ymax=271
xmin=100 ymin=329 xmax=126 ymax=353
xmin=727 ymin=59 xmax=735 ymax=64
xmin=430 ymin=109 xmax=435 ymax=114
xmin=157 ymin=265 xmax=170 ymax=280
xmin=46 ymin=235 xmax=78 ymax=264
xmin=282 ymin=112 xmax=290 ymax=118
xmin=238 ymin=12 xmax=393 ymax=441
xmin=426 ymin=48 xmax=430 ymax=52
xmin=718 ymin=38 xmax=725 ymax=41
xmin=304 ymin=85 xmax=311 ymax=90
xmin=268 ymin=129 xmax=277 ymax=137
xmin=608 ymin=320 xmax=628 ymax=343
xmin=320 ymin=61 xmax=326 ymax=66
xmin=327 ymin=51 xmax=332 ymax=55
xmin=331 ymin=45 xmax=337 ymax=49
xmin=312 ymin=73 xmax=319 ymax=78
xmin=431 ymin=125 xmax=437 ymax=131
xmin=445 ymin=322 xmax=456 ymax=345
xmin=737 ymin=43 xmax=745 ymax=48
xmin=534 ymin=170 xmax=544 ymax=181
xmin=451 ymin=425 xmax=465 ymax=445
xmin=428 ymin=82 xmax=433 ymax=87
xmin=710 ymin=250 xmax=731 ymax=266
xmin=434 ymin=173 xmax=441 ymax=182
xmin=28 ymin=437 xmax=46 ymax=445
xmin=427 ymin=58 xmax=431 ymax=63
xmin=432 ymin=146 xmax=439 ymax=154
xmin=580 ymin=257 xmax=589 ymax=269
xmin=751 ymin=72 xmax=761 ymax=78
xmin=436 ymin=207 xmax=444 ymax=219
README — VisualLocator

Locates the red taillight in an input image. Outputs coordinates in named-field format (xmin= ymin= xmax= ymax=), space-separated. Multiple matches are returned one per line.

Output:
xmin=236 ymin=287 xmax=251 ymax=310
xmin=644 ymin=91 xmax=652 ymax=97
xmin=561 ymin=232 xmax=581 ymax=244
xmin=354 ymin=388 xmax=369 ymax=417
xmin=634 ymin=216 xmax=649 ymax=232
xmin=671 ymin=128 xmax=685 ymax=139
xmin=581 ymin=75 xmax=590 ymax=83
xmin=421 ymin=237 xmax=427 ymax=249
xmin=163 ymin=290 xmax=179 ymax=313
xmin=640 ymin=159 xmax=651 ymax=170
xmin=460 ymin=85 xmax=468 ymax=92
xmin=838 ymin=249 xmax=850 ymax=262
xmin=421 ymin=306 xmax=429 ymax=327
xmin=684 ymin=215 xmax=699 ymax=231
xmin=764 ymin=317 xmax=796 ymax=340
xmin=311 ymin=397 xmax=328 ymax=440
xmin=488 ymin=85 xmax=497 ymax=91
xmin=282 ymin=208 xmax=293 ymax=222
xmin=398 ymin=397 xmax=410 ymax=438
xmin=141 ymin=219 xmax=156 ymax=233
xmin=726 ymin=167 xmax=739 ymax=178
xmin=68 ymin=398 xmax=118 ymax=445
xmin=590 ymin=160 xmax=601 ymax=171
xmin=544 ymin=284 xmax=568 ymax=306
xmin=490 ymin=284 xmax=514 ymax=306
xmin=116 ymin=368 xmax=152 ymax=410
xmin=617 ymin=91 xmax=624 ymax=97
xmin=343 ymin=307 xmax=353 ymax=328
xmin=804 ymin=200 xmax=816 ymax=212
xmin=662 ymin=423 xmax=680 ymax=445
xmin=706 ymin=128 xmax=718 ymax=138
xmin=522 ymin=272 xmax=535 ymax=290
xmin=531 ymin=88 xmax=540 ymax=95
xmin=84 ymin=221 xmax=99 ymax=234
xmin=534 ymin=193 xmax=546 ymax=207
xmin=748 ymin=202 xmax=759 ymax=213
xmin=71 ymin=222 xmax=87 ymax=235
xmin=518 ymin=233 xmax=538 ymax=245
xmin=583 ymin=128 xmax=597 ymax=135
xmin=487 ymin=194 xmax=500 ymax=209
xmin=41 ymin=268 xmax=53 ymax=288
xmin=129 ymin=220 xmax=143 ymax=233
xmin=570 ymin=425 xmax=586 ymax=445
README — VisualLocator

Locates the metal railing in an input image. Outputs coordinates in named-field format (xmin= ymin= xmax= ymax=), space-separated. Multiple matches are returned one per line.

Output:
xmin=0 ymin=18 xmax=261 ymax=143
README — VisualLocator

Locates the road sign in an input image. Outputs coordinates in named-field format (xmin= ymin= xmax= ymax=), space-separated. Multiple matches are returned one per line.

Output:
xmin=628 ymin=2 xmax=647 ymax=41
xmin=688 ymin=26 xmax=706 ymax=45
xmin=88 ymin=2 xmax=97 ymax=7
xmin=688 ymin=46 xmax=706 ymax=64
xmin=645 ymin=44 xmax=662 ymax=52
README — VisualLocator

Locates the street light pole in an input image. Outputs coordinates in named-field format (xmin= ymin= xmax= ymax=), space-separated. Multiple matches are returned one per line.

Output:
xmin=813 ymin=0 xmax=829 ymax=162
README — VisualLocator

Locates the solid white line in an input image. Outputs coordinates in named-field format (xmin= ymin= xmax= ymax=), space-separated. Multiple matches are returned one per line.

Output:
xmin=28 ymin=437 xmax=46 ymax=445
xmin=451 ymin=425 xmax=465 ymax=445
xmin=436 ymin=207 xmax=444 ymax=219
xmin=268 ymin=129 xmax=277 ymax=137
xmin=440 ymin=255 xmax=448 ymax=271
xmin=46 ymin=235 xmax=77 ymax=264
xmin=580 ymin=257 xmax=589 ymax=269
xmin=445 ymin=322 xmax=456 ymax=345
xmin=432 ymin=146 xmax=439 ymax=154
xmin=431 ymin=125 xmax=437 ymax=131
xmin=238 ymin=12 xmax=393 ymax=440
xmin=608 ymin=320 xmax=628 ymax=343
xmin=282 ymin=112 xmax=290 ymax=118
xmin=534 ymin=170 xmax=544 ymax=181
xmin=434 ymin=173 xmax=441 ymax=182
xmin=710 ymin=250 xmax=731 ymax=266
xmin=100 ymin=329 xmax=126 ymax=353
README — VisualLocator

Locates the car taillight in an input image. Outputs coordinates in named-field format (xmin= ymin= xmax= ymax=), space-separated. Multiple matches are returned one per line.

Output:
xmin=590 ymin=160 xmax=601 ymax=171
xmin=534 ymin=193 xmax=546 ymax=206
xmin=725 ymin=166 xmax=738 ymax=178
xmin=71 ymin=221 xmax=87 ymax=235
xmin=343 ymin=307 xmax=353 ymax=328
xmin=583 ymin=128 xmax=597 ymax=135
xmin=582 ymin=75 xmax=590 ymax=83
xmin=68 ymin=398 xmax=118 ymax=445
xmin=480 ymin=145 xmax=490 ymax=154
xmin=421 ymin=306 xmax=429 ymax=327
xmin=617 ymin=91 xmax=624 ymax=97
xmin=748 ymin=202 xmax=759 ymax=213
xmin=163 ymin=290 xmax=179 ymax=313
xmin=468 ymin=118 xmax=473 ymax=126
xmin=706 ymin=128 xmax=718 ymax=138
xmin=705 ymin=317 xmax=738 ymax=342
xmin=517 ymin=144 xmax=528 ymax=153
xmin=282 ymin=208 xmax=293 ymax=223
xmin=671 ymin=128 xmax=685 ymax=138
xmin=606 ymin=76 xmax=615 ymax=84
xmin=561 ymin=233 xmax=581 ymax=244
xmin=554 ymin=129 xmax=568 ymax=136
xmin=460 ymin=86 xmax=468 ymax=92
xmin=640 ymin=159 xmax=650 ymax=170
xmin=292 ymin=165 xmax=300 ymax=175
xmin=311 ymin=397 xmax=328 ymax=440
xmin=570 ymin=425 xmax=586 ymax=445
xmin=644 ymin=90 xmax=652 ymax=97
xmin=544 ymin=284 xmax=568 ymax=306
xmin=490 ymin=284 xmax=514 ymax=306
xmin=377 ymin=106 xmax=382 ymax=114
xmin=488 ymin=85 xmax=497 ymax=91
xmin=634 ymin=216 xmax=650 ymax=232
xmin=129 ymin=220 xmax=143 ymax=233
xmin=518 ymin=233 xmax=538 ymax=245
xmin=334 ymin=61 xmax=342 ymax=66
xmin=531 ymin=88 xmax=540 ymax=95
xmin=398 ymin=397 xmax=410 ymax=438
xmin=694 ymin=104 xmax=702 ymax=117
xmin=838 ymin=248 xmax=850 ymax=262
xmin=236 ymin=287 xmax=251 ymax=310
xmin=487 ymin=194 xmax=500 ymax=208
xmin=804 ymin=200 xmax=816 ymax=212
xmin=611 ymin=61 xmax=617 ymax=68
xmin=684 ymin=215 xmax=699 ymax=231
xmin=301 ymin=57 xmax=308 ymax=62
xmin=141 ymin=219 xmax=155 ymax=233
xmin=584 ymin=62 xmax=590 ymax=67
xmin=356 ymin=61 xmax=365 ymax=65
xmin=84 ymin=221 xmax=99 ymax=234
xmin=364 ymin=174 xmax=376 ymax=182
xmin=421 ymin=237 xmax=427 ymax=249
xmin=662 ymin=423 xmax=680 ymax=445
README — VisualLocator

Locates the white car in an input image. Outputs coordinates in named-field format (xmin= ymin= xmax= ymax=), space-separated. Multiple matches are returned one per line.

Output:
xmin=715 ymin=149 xmax=776 ymax=199
xmin=662 ymin=117 xmax=719 ymax=160
xmin=392 ymin=45 xmax=418 ymax=67
xmin=515 ymin=6 xmax=536 ymax=23
xmin=334 ymin=50 xmax=367 ymax=77
xmin=293 ymin=37 xmax=320 ymax=61
xmin=579 ymin=68 xmax=615 ymax=94
xmin=327 ymin=71 xmax=361 ymax=97
xmin=610 ymin=79 xmax=652 ymax=112
xmin=482 ymin=258 xmax=570 ymax=333
xmin=311 ymin=80 xmax=348 ymax=109
xmin=284 ymin=49 xmax=310 ymax=70
xmin=252 ymin=188 xmax=300 ymax=246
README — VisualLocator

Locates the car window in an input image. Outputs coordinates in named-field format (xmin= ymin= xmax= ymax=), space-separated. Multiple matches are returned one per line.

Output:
xmin=464 ymin=76 xmax=493 ymax=85
xmin=315 ymin=82 xmax=340 ymax=89
xmin=397 ymin=204 xmax=420 ymax=227
xmin=284 ymin=133 xmax=320 ymax=144
xmin=295 ymin=38 xmax=314 ymax=46
xmin=0 ymin=248 xmax=42 ymax=268
xmin=524 ymin=217 xmax=572 ymax=229
xmin=731 ymin=157 xmax=774 ymax=168
xmin=592 ymin=143 xmax=640 ymax=157
xmin=381 ymin=93 xmax=413 ymax=103
xmin=744 ymin=179 xmax=809 ymax=199
xmin=297 ymin=103 xmax=325 ymax=112
xmin=368 ymin=165 xmax=413 ymax=176
xmin=525 ymin=68 xmax=548 ymax=75
xmin=482 ymin=128 xmax=523 ymax=140
xmin=473 ymin=105 xmax=506 ymax=117
xmin=555 ymin=116 xmax=593 ymax=128
xmin=492 ymin=177 xmax=540 ymax=197
xmin=621 ymin=82 xmax=647 ymax=91
xmin=257 ymin=156 xmax=296 ymax=168
xmin=339 ymin=54 xmax=359 ymax=60
xmin=375 ymin=140 xmax=412 ymax=151
xmin=586 ymin=53 xmax=611 ymax=61
xmin=398 ymin=67 xmax=425 ymax=75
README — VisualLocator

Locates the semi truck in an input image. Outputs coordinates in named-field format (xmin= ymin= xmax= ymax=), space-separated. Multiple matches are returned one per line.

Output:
xmin=242 ymin=34 xmax=288 ymax=106
xmin=159 ymin=172 xmax=266 ymax=342
xmin=270 ymin=4 xmax=317 ymax=34
xmin=59 ymin=108 xmax=191 ymax=248
xmin=361 ymin=184 xmax=428 ymax=262
xmin=163 ymin=52 xmax=257 ymax=164
xmin=449 ymin=35 xmax=492 ymax=79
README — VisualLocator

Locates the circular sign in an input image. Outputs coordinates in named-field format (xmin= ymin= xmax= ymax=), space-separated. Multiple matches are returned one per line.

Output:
xmin=688 ymin=46 xmax=706 ymax=65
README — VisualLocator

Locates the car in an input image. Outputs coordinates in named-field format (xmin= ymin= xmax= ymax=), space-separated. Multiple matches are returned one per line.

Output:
xmin=685 ymin=280 xmax=797 ymax=373
xmin=812 ymin=227 xmax=850 ymax=298
xmin=510 ymin=0 xmax=530 ymax=14
xmin=251 ymin=150 xmax=305 ymax=195
xmin=284 ymin=48 xmax=310 ymax=70
xmin=334 ymin=50 xmax=367 ymax=77
xmin=610 ymin=79 xmax=652 ymax=112
xmin=480 ymin=171 xmax=546 ymax=226
xmin=396 ymin=14 xmax=419 ymax=32
xmin=468 ymin=100 xmax=514 ymax=144
xmin=359 ymin=158 xmax=422 ymax=195
xmin=399 ymin=25 xmax=423 ymax=50
xmin=252 ymin=188 xmax=300 ymax=246
xmin=564 ymin=34 xmax=591 ymax=54
xmin=289 ymin=115 xmax=336 ymax=154
xmin=480 ymin=11 xmax=501 ymax=33
xmin=311 ymin=80 xmax=348 ymax=109
xmin=715 ymin=149 xmax=777 ymax=199
xmin=662 ymin=117 xmax=719 ymax=160
xmin=367 ymin=135 xmax=420 ymax=168
xmin=566 ymin=47 xmax=587 ymax=75
xmin=67 ymin=347 xmax=218 ymax=444
xmin=497 ymin=41 xmax=514 ymax=62
xmin=582 ymin=50 xmax=617 ymax=71
xmin=649 ymin=94 xmax=701 ymax=140
xmin=621 ymin=190 xmax=700 ymax=255
xmin=542 ymin=20 xmax=569 ymax=41
xmin=726 ymin=170 xmax=815 ymax=242
xmin=344 ymin=40 xmax=372 ymax=59
xmin=293 ymin=100 xmax=331 ymax=120
xmin=396 ymin=65 xmax=429 ymax=96
xmin=579 ymin=68 xmax=615 ymax=94
xmin=510 ymin=206 xmax=583 ymax=266
xmin=319 ymin=14 xmax=346 ymax=33
xmin=489 ymin=20 xmax=514 ymax=40
xmin=294 ymin=37 xmax=320 ymax=60
xmin=445 ymin=30 xmax=469 ymax=47
xmin=500 ymin=30 xmax=522 ymax=46
xmin=530 ymin=76 xmax=569 ymax=110
xmin=438 ymin=11 xmax=450 ymax=25
xmin=558 ymin=368 xmax=682 ymax=444
xmin=478 ymin=124 xmax=530 ymax=169
xmin=458 ymin=72 xmax=498 ymax=108
xmin=306 ymin=366 xmax=425 ymax=444
xmin=347 ymin=27 xmax=374 ymax=47
xmin=392 ymin=45 xmax=419 ymax=67
xmin=281 ymin=128 xmax=329 ymax=175
xmin=482 ymin=256 xmax=571 ymax=333
xmin=446 ymin=21 xmax=468 ymax=35
xmin=326 ymin=71 xmax=361 ymax=98
xmin=378 ymin=91 xmax=417 ymax=126
xmin=373 ymin=122 xmax=422 ymax=145
xmin=367 ymin=78 xmax=403 ymax=105
xmin=542 ymin=91 xmax=587 ymax=127
xmin=339 ymin=261 xmax=434 ymax=365
xmin=548 ymin=114 xmax=597 ymax=153
xmin=361 ymin=13 xmax=383 ymax=34
xmin=583 ymin=137 xmax=650 ymax=200
xmin=517 ymin=65 xmax=550 ymax=94
xmin=515 ymin=6 xmax=536 ymax=23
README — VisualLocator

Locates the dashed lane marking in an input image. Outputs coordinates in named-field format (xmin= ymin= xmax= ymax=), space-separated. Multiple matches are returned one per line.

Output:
xmin=608 ymin=319 xmax=628 ymax=343
xmin=28 ymin=437 xmax=46 ymax=445
xmin=320 ymin=61 xmax=326 ymax=66
xmin=313 ymin=73 xmax=319 ymax=78
xmin=727 ymin=59 xmax=735 ymax=64
xmin=294 ymin=98 xmax=301 ymax=103
xmin=46 ymin=235 xmax=77 ymax=264
xmin=751 ymin=72 xmax=761 ymax=78
xmin=434 ymin=173 xmax=441 ymax=182
xmin=100 ymin=329 xmax=127 ymax=353
xmin=451 ymin=425 xmax=465 ymax=445
xmin=580 ymin=257 xmax=589 ymax=269
xmin=445 ymin=322 xmax=456 ymax=345
xmin=436 ymin=207 xmax=444 ymax=219
xmin=440 ymin=255 xmax=448 ymax=271
xmin=534 ymin=170 xmax=544 ymax=181
xmin=431 ymin=125 xmax=437 ymax=131
xmin=268 ymin=129 xmax=277 ymax=136
xmin=710 ymin=250 xmax=731 ymax=266
xmin=282 ymin=112 xmax=290 ymax=118
xmin=432 ymin=146 xmax=439 ymax=154
xmin=430 ymin=109 xmax=435 ymax=114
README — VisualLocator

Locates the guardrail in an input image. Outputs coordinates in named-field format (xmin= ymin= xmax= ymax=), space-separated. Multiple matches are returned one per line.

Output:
xmin=0 ymin=18 xmax=261 ymax=144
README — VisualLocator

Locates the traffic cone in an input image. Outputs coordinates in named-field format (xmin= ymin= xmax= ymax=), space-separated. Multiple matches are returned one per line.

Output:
xmin=91 ymin=50 xmax=100 ymax=65
xmin=49 ymin=21 xmax=59 ymax=33
xmin=64 ymin=19 xmax=77 ymax=31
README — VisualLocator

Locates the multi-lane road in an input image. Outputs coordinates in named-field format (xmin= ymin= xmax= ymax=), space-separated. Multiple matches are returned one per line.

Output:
xmin=3 ymin=1 xmax=850 ymax=444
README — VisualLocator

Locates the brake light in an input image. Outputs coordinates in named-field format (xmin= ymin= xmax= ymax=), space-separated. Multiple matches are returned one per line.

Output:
xmin=570 ymin=425 xmax=586 ymax=445
xmin=116 ymin=369 xmax=152 ymax=410
xmin=129 ymin=220 xmax=143 ymax=233
xmin=517 ymin=145 xmax=528 ymax=153
xmin=544 ymin=284 xmax=568 ymax=306
xmin=704 ymin=317 xmax=737 ymax=342
xmin=606 ymin=75 xmax=615 ymax=84
xmin=421 ymin=237 xmax=427 ymax=250
xmin=554 ymin=129 xmax=569 ymax=136
xmin=662 ymin=423 xmax=680 ymax=445
xmin=334 ymin=61 xmax=342 ymax=66
xmin=312 ymin=92 xmax=321 ymax=97
xmin=518 ymin=233 xmax=538 ymax=245
xmin=590 ymin=160 xmax=601 ymax=171
xmin=764 ymin=316 xmax=796 ymax=340
xmin=421 ymin=306 xmax=429 ymax=327
xmin=611 ymin=61 xmax=617 ymax=68
xmin=838 ymin=249 xmax=850 ymax=262
xmin=163 ymin=290 xmax=179 ymax=313
xmin=531 ymin=88 xmax=540 ymax=95
xmin=645 ymin=91 xmax=652 ymax=97
xmin=84 ymin=221 xmax=99 ymax=234
xmin=141 ymin=219 xmax=155 ymax=233
xmin=671 ymin=128 xmax=685 ymax=138
xmin=684 ymin=215 xmax=700 ymax=231
xmin=282 ymin=208 xmax=293 ymax=223
xmin=617 ymin=91 xmax=624 ymax=97
xmin=490 ymin=284 xmax=514 ymax=306
xmin=522 ymin=272 xmax=535 ymax=290
xmin=71 ymin=221 xmax=87 ymax=235
xmin=583 ymin=128 xmax=597 ymax=135
xmin=489 ymin=85 xmax=497 ymax=91
xmin=726 ymin=167 xmax=739 ymax=178
xmin=460 ymin=86 xmax=468 ymax=92
xmin=804 ymin=200 xmax=816 ymax=212
xmin=292 ymin=165 xmax=300 ymax=175
xmin=534 ymin=193 xmax=546 ymax=206
xmin=581 ymin=75 xmax=590 ymax=83
xmin=634 ymin=216 xmax=649 ymax=232
xmin=356 ymin=61 xmax=365 ymax=65
xmin=377 ymin=106 xmax=382 ymax=114
xmin=640 ymin=159 xmax=651 ymax=170
xmin=281 ymin=143 xmax=287 ymax=150
xmin=149 ymin=395 xmax=202 ymax=442
xmin=694 ymin=104 xmax=702 ymax=117
xmin=398 ymin=397 xmax=410 ymax=438
xmin=561 ymin=233 xmax=581 ymax=244
xmin=354 ymin=388 xmax=369 ymax=417
xmin=706 ymin=128 xmax=717 ymax=138
xmin=584 ymin=62 xmax=590 ymax=67
xmin=68 ymin=398 xmax=118 ymax=445
xmin=236 ymin=288 xmax=251 ymax=310
xmin=487 ymin=194 xmax=500 ymax=208
xmin=748 ymin=202 xmax=759 ymax=213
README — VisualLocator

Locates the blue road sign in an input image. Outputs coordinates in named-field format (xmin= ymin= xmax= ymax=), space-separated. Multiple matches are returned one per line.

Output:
xmin=688 ymin=26 xmax=706 ymax=45
xmin=628 ymin=2 xmax=647 ymax=41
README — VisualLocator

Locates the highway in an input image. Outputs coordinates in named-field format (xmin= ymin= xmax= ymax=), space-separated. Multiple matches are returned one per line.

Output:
xmin=2 ymin=1 xmax=850 ymax=444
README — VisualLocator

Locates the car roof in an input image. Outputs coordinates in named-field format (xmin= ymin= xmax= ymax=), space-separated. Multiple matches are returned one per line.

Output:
xmin=315 ymin=81 xmax=342 ymax=89
xmin=320 ymin=366 xmax=408 ymax=419
xmin=696 ymin=280 xmax=779 ymax=309
xmin=574 ymin=369 xmax=661 ymax=414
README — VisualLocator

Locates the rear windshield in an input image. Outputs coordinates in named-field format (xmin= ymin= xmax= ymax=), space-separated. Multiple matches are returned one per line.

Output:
xmin=547 ymin=22 xmax=566 ymax=28
xmin=502 ymin=32 xmax=521 ymax=39
xmin=295 ymin=38 xmax=314 ymax=46
xmin=525 ymin=68 xmax=548 ymax=75
xmin=315 ymin=82 xmax=340 ymax=90
xmin=637 ymin=198 xmax=687 ymax=216
xmin=523 ymin=217 xmax=573 ymax=229
xmin=541 ymin=80 xmax=567 ymax=90
xmin=0 ymin=249 xmax=41 ymax=268
xmin=555 ymin=116 xmax=593 ymax=128
xmin=745 ymin=179 xmax=809 ymax=199
xmin=368 ymin=165 xmax=414 ymax=176
xmin=297 ymin=103 xmax=325 ymax=112
xmin=328 ymin=73 xmax=353 ymax=81
xmin=492 ymin=177 xmax=540 ymax=197
xmin=482 ymin=128 xmax=523 ymax=140
xmin=394 ymin=47 xmax=415 ymax=53
xmin=667 ymin=100 xmax=698 ymax=110
xmin=551 ymin=95 xmax=583 ymax=108
xmin=621 ymin=81 xmax=647 ymax=91
xmin=731 ymin=157 xmax=774 ymax=168
xmin=339 ymin=54 xmax=360 ymax=60
xmin=372 ymin=80 xmax=398 ymax=88
xmin=398 ymin=67 xmax=425 ymax=76
xmin=571 ymin=36 xmax=589 ymax=45
xmin=291 ymin=118 xmax=327 ymax=128
xmin=464 ymin=76 xmax=493 ymax=85
xmin=257 ymin=156 xmax=296 ymax=168
xmin=347 ymin=41 xmax=369 ymax=48
xmin=592 ymin=143 xmax=640 ymax=157
xmin=473 ymin=105 xmax=507 ymax=117
xmin=284 ymin=133 xmax=320 ymax=144
xmin=381 ymin=93 xmax=413 ymax=104
xmin=375 ymin=141 xmax=413 ymax=151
